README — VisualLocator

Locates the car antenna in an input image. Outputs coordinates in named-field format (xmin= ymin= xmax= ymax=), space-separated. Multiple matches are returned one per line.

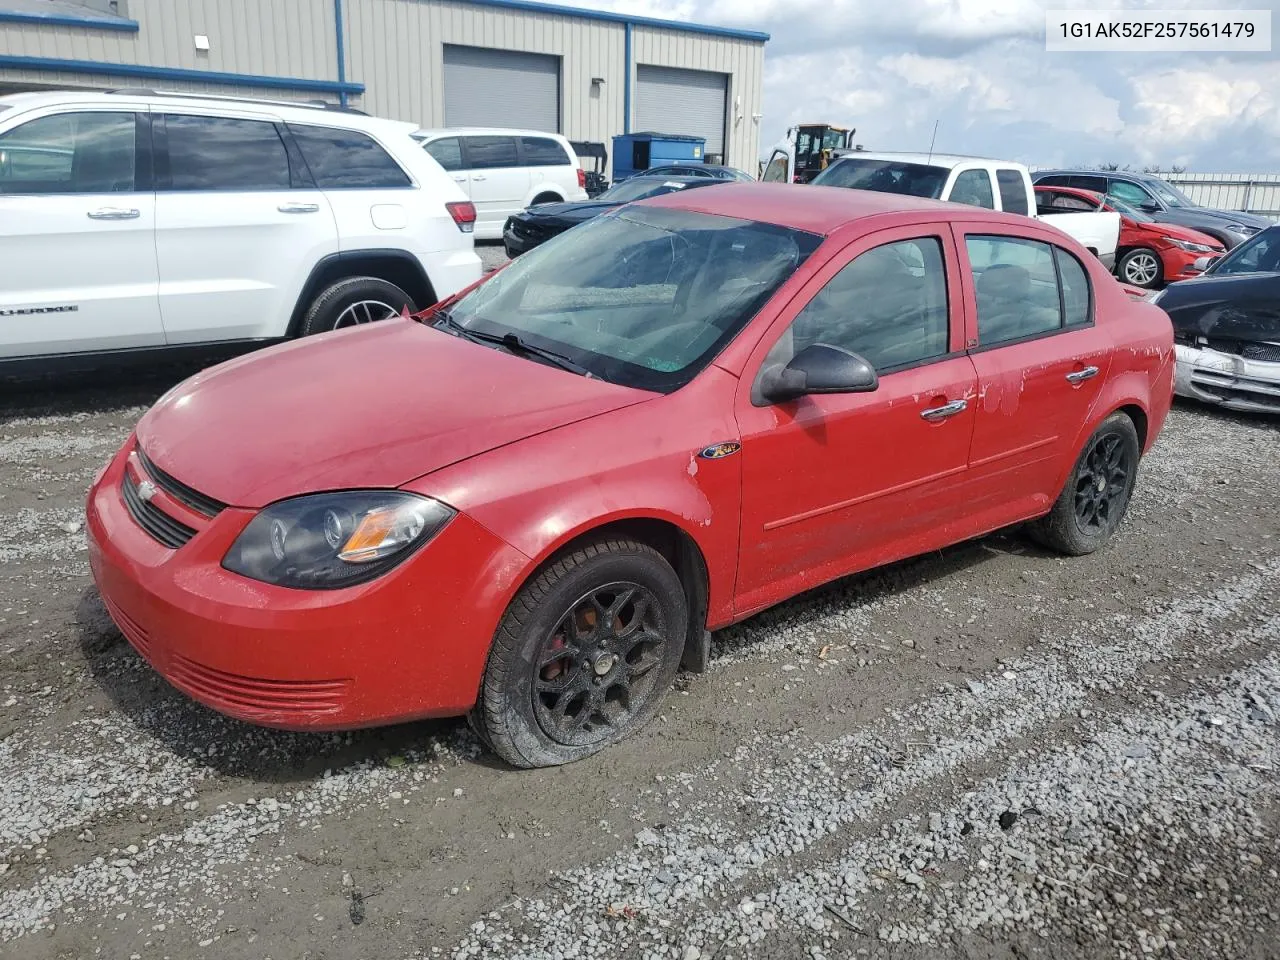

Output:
xmin=927 ymin=119 xmax=940 ymax=164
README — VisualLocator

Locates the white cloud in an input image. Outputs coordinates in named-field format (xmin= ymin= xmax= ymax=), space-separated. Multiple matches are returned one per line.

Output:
xmin=564 ymin=0 xmax=1280 ymax=172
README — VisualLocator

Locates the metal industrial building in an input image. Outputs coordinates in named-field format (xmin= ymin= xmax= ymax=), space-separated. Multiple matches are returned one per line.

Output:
xmin=0 ymin=0 xmax=768 ymax=173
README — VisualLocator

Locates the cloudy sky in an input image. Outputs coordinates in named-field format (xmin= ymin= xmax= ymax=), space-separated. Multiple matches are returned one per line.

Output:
xmin=573 ymin=0 xmax=1280 ymax=172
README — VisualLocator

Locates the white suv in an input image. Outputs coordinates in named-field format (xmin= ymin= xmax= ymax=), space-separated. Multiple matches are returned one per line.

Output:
xmin=0 ymin=89 xmax=483 ymax=374
xmin=413 ymin=128 xmax=588 ymax=240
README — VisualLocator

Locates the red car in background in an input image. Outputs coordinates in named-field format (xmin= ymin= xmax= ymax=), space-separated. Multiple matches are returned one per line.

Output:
xmin=1035 ymin=185 xmax=1225 ymax=289
xmin=86 ymin=185 xmax=1174 ymax=768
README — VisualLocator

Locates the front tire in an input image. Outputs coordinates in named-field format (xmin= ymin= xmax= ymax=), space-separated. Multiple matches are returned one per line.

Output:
xmin=299 ymin=277 xmax=415 ymax=337
xmin=469 ymin=538 xmax=688 ymax=768
xmin=1117 ymin=248 xmax=1163 ymax=289
xmin=1029 ymin=412 xmax=1141 ymax=556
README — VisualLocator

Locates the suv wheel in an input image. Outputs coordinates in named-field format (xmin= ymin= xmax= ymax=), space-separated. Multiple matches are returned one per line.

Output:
xmin=299 ymin=277 xmax=416 ymax=337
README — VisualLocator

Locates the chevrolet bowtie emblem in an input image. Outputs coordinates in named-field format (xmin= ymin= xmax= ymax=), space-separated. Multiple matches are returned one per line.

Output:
xmin=136 ymin=480 xmax=158 ymax=502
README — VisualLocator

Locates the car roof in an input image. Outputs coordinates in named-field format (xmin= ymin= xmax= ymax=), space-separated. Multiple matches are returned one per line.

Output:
xmin=0 ymin=88 xmax=415 ymax=135
xmin=641 ymin=182 xmax=1031 ymax=235
xmin=831 ymin=151 xmax=1017 ymax=169
xmin=1035 ymin=169 xmax=1162 ymax=184
xmin=413 ymin=127 xmax=569 ymax=140
xmin=1035 ymin=184 xmax=1102 ymax=199
xmin=623 ymin=175 xmax=717 ymax=184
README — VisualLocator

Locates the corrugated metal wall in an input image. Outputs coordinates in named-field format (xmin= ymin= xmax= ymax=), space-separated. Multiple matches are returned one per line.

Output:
xmin=345 ymin=0 xmax=764 ymax=173
xmin=1166 ymin=173 xmax=1280 ymax=221
xmin=0 ymin=0 xmax=337 ymax=82
xmin=346 ymin=0 xmax=625 ymax=150
xmin=631 ymin=26 xmax=763 ymax=176
xmin=1 ymin=0 xmax=767 ymax=174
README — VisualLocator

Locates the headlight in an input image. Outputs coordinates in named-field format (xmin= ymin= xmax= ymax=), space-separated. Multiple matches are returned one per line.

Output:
xmin=1227 ymin=224 xmax=1260 ymax=237
xmin=223 ymin=491 xmax=454 ymax=590
xmin=1168 ymin=238 xmax=1219 ymax=254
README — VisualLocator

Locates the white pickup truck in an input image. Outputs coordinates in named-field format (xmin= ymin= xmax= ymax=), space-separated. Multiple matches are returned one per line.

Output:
xmin=811 ymin=151 xmax=1120 ymax=267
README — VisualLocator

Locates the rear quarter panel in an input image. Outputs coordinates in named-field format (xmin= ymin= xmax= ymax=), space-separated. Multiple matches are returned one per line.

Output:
xmin=1065 ymin=278 xmax=1174 ymax=469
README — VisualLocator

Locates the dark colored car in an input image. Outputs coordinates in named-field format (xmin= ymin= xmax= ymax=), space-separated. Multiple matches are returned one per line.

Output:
xmin=1032 ymin=170 xmax=1270 ymax=250
xmin=635 ymin=164 xmax=755 ymax=182
xmin=503 ymin=175 xmax=723 ymax=257
xmin=1155 ymin=225 xmax=1280 ymax=414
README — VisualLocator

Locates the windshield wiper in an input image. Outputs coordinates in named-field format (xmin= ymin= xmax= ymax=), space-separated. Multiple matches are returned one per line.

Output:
xmin=433 ymin=311 xmax=591 ymax=377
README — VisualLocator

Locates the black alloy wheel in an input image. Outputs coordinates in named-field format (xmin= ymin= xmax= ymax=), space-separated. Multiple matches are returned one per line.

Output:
xmin=533 ymin=582 xmax=667 ymax=746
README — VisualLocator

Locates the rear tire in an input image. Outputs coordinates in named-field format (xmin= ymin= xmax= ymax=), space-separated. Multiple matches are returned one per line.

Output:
xmin=469 ymin=538 xmax=688 ymax=768
xmin=1117 ymin=248 xmax=1162 ymax=288
xmin=530 ymin=192 xmax=561 ymax=206
xmin=1029 ymin=412 xmax=1141 ymax=556
xmin=299 ymin=277 xmax=415 ymax=337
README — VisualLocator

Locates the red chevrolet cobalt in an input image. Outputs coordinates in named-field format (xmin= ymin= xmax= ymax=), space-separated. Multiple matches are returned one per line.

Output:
xmin=87 ymin=185 xmax=1174 ymax=767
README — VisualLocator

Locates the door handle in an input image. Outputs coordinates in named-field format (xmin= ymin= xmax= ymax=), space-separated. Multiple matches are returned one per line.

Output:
xmin=278 ymin=202 xmax=320 ymax=214
xmin=920 ymin=399 xmax=968 ymax=421
xmin=86 ymin=207 xmax=140 ymax=220
xmin=452 ymin=176 xmax=467 ymax=183
xmin=472 ymin=175 xmax=487 ymax=182
xmin=1066 ymin=365 xmax=1100 ymax=384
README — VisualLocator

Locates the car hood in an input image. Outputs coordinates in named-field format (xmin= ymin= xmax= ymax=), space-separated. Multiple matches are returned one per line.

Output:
xmin=1158 ymin=273 xmax=1280 ymax=342
xmin=1167 ymin=207 xmax=1272 ymax=232
xmin=135 ymin=319 xmax=652 ymax=509
xmin=1137 ymin=220 xmax=1224 ymax=247
xmin=520 ymin=200 xmax=619 ymax=225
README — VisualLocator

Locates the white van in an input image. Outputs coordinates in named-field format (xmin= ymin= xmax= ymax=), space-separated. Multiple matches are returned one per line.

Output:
xmin=413 ymin=128 xmax=588 ymax=240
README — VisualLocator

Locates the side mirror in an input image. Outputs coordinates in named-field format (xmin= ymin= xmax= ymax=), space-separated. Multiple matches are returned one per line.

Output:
xmin=1140 ymin=200 xmax=1161 ymax=213
xmin=760 ymin=343 xmax=879 ymax=404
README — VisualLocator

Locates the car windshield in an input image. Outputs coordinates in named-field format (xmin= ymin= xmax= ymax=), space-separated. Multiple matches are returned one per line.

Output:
xmin=1208 ymin=228 xmax=1280 ymax=275
xmin=599 ymin=178 xmax=692 ymax=203
xmin=811 ymin=158 xmax=949 ymax=199
xmin=441 ymin=206 xmax=823 ymax=392
xmin=1147 ymin=177 xmax=1196 ymax=208
xmin=726 ymin=167 xmax=755 ymax=181
xmin=1106 ymin=195 xmax=1154 ymax=223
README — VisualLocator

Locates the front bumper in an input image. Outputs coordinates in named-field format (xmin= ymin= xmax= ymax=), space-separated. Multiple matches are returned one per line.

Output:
xmin=1174 ymin=344 xmax=1280 ymax=414
xmin=503 ymin=217 xmax=562 ymax=258
xmin=86 ymin=441 xmax=528 ymax=730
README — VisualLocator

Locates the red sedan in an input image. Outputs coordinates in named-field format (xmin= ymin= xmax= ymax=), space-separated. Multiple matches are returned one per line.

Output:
xmin=1035 ymin=185 xmax=1225 ymax=289
xmin=87 ymin=185 xmax=1174 ymax=768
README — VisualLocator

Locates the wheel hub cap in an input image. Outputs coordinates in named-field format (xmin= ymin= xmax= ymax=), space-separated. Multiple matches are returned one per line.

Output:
xmin=532 ymin=582 xmax=669 ymax=747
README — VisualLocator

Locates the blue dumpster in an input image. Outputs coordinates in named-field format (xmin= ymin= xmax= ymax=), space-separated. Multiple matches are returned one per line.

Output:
xmin=611 ymin=132 xmax=706 ymax=179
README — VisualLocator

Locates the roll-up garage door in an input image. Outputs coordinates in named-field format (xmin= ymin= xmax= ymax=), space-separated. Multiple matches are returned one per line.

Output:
xmin=635 ymin=65 xmax=728 ymax=157
xmin=443 ymin=45 xmax=560 ymax=133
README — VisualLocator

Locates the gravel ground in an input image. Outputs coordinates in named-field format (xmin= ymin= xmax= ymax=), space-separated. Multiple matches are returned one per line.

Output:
xmin=0 ymin=276 xmax=1278 ymax=959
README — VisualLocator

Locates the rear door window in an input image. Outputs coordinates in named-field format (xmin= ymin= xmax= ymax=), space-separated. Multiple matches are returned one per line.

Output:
xmin=424 ymin=137 xmax=463 ymax=172
xmin=995 ymin=169 xmax=1029 ymax=216
xmin=463 ymin=136 xmax=519 ymax=170
xmin=519 ymin=136 xmax=570 ymax=166
xmin=0 ymin=111 xmax=138 ymax=194
xmin=966 ymin=235 xmax=1068 ymax=345
xmin=1068 ymin=174 xmax=1109 ymax=193
xmin=162 ymin=114 xmax=293 ymax=191
xmin=287 ymin=124 xmax=411 ymax=188
xmin=950 ymin=169 xmax=995 ymax=209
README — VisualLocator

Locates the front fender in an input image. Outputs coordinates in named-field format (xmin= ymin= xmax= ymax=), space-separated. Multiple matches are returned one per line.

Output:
xmin=407 ymin=372 xmax=745 ymax=627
